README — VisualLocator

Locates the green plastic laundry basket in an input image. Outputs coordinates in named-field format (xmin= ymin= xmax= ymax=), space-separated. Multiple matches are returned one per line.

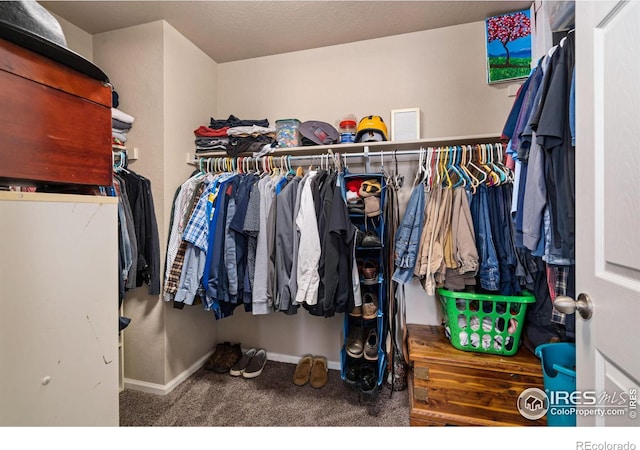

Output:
xmin=437 ymin=288 xmax=535 ymax=356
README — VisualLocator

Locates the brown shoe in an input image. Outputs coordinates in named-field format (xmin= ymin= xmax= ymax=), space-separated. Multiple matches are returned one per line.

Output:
xmin=362 ymin=292 xmax=378 ymax=319
xmin=361 ymin=260 xmax=379 ymax=285
xmin=310 ymin=356 xmax=328 ymax=389
xmin=346 ymin=326 xmax=364 ymax=358
xmin=293 ymin=354 xmax=313 ymax=386
xmin=204 ymin=342 xmax=230 ymax=371
xmin=349 ymin=305 xmax=363 ymax=317
xmin=214 ymin=343 xmax=242 ymax=374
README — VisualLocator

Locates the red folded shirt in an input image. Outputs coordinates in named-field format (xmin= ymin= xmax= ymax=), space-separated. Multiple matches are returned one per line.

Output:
xmin=194 ymin=125 xmax=229 ymax=137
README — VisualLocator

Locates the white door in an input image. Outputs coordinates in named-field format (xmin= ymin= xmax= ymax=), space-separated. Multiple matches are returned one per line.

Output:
xmin=575 ymin=0 xmax=640 ymax=426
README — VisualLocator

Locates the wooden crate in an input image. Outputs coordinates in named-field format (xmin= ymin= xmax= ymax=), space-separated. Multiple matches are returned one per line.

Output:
xmin=0 ymin=38 xmax=112 ymax=187
xmin=408 ymin=324 xmax=546 ymax=426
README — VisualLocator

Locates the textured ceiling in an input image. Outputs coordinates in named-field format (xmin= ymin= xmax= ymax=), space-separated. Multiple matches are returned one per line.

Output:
xmin=40 ymin=1 xmax=533 ymax=63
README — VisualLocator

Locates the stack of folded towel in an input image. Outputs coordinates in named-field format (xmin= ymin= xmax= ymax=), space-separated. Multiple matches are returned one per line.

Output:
xmin=112 ymin=107 xmax=135 ymax=150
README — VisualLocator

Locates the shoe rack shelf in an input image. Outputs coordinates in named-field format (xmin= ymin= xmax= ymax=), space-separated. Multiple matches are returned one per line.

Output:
xmin=340 ymin=172 xmax=387 ymax=396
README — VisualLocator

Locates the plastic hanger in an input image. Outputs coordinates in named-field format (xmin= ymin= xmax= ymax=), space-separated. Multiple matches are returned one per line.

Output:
xmin=453 ymin=146 xmax=472 ymax=188
xmin=492 ymin=143 xmax=514 ymax=184
xmin=413 ymin=147 xmax=425 ymax=187
xmin=460 ymin=145 xmax=480 ymax=194
xmin=448 ymin=146 xmax=467 ymax=189
xmin=487 ymin=144 xmax=507 ymax=184
xmin=479 ymin=144 xmax=499 ymax=186
xmin=468 ymin=145 xmax=488 ymax=186
xmin=423 ymin=147 xmax=434 ymax=190
xmin=438 ymin=147 xmax=451 ymax=188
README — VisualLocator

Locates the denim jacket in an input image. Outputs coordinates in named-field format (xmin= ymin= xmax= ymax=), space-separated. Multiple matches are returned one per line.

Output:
xmin=392 ymin=184 xmax=425 ymax=284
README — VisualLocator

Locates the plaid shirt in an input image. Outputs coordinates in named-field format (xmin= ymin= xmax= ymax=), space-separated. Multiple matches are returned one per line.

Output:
xmin=547 ymin=265 xmax=568 ymax=325
xmin=182 ymin=176 xmax=218 ymax=251
xmin=163 ymin=181 xmax=206 ymax=301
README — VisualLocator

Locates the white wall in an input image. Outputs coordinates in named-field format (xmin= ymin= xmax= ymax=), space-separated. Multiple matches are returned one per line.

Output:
xmin=51 ymin=12 xmax=93 ymax=61
xmin=92 ymin=21 xmax=219 ymax=386
xmin=217 ymin=22 xmax=516 ymax=138
xmin=93 ymin=21 xmax=168 ymax=386
xmin=161 ymin=21 xmax=219 ymax=382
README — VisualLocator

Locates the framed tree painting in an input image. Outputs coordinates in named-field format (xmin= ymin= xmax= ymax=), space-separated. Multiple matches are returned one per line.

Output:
xmin=485 ymin=9 xmax=532 ymax=84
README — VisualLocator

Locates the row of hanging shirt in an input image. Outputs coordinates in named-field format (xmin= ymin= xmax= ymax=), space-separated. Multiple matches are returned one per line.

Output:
xmin=502 ymin=29 xmax=576 ymax=334
xmin=393 ymin=142 xmax=526 ymax=297
xmin=108 ymin=153 xmax=161 ymax=331
xmin=163 ymin=154 xmax=359 ymax=319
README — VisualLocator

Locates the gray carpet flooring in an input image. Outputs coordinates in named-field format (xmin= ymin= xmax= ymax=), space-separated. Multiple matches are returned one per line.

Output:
xmin=119 ymin=360 xmax=410 ymax=427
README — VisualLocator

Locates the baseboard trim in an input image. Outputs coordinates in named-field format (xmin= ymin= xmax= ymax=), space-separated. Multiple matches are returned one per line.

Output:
xmin=123 ymin=350 xmax=340 ymax=395
xmin=123 ymin=350 xmax=215 ymax=396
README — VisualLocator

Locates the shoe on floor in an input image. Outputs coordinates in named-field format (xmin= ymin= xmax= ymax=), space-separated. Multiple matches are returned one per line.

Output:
xmin=310 ymin=356 xmax=328 ymax=389
xmin=293 ymin=354 xmax=313 ymax=386
xmin=204 ymin=341 xmax=230 ymax=371
xmin=242 ymin=348 xmax=267 ymax=379
xmin=229 ymin=348 xmax=257 ymax=377
xmin=214 ymin=342 xmax=242 ymax=374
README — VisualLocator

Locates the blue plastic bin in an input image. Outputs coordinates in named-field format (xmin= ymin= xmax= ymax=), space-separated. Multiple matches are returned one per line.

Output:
xmin=535 ymin=342 xmax=576 ymax=426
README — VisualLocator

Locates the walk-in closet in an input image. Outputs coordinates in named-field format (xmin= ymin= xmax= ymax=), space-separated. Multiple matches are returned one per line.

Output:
xmin=2 ymin=0 xmax=639 ymax=439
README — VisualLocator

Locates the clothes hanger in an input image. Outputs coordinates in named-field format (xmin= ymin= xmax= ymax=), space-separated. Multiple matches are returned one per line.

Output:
xmin=459 ymin=145 xmax=479 ymax=193
xmin=438 ymin=147 xmax=450 ymax=189
xmin=393 ymin=149 xmax=403 ymax=188
xmin=487 ymin=143 xmax=507 ymax=184
xmin=479 ymin=144 xmax=498 ymax=186
xmin=422 ymin=147 xmax=433 ymax=190
xmin=413 ymin=147 xmax=424 ymax=187
xmin=236 ymin=157 xmax=242 ymax=174
xmin=268 ymin=155 xmax=277 ymax=177
xmin=468 ymin=145 xmax=488 ymax=187
xmin=448 ymin=146 xmax=467 ymax=188
xmin=453 ymin=145 xmax=472 ymax=188
xmin=493 ymin=143 xmax=514 ymax=183
xmin=442 ymin=147 xmax=453 ymax=188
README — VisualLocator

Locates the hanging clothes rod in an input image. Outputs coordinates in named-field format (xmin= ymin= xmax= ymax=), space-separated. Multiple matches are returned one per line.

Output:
xmin=192 ymin=143 xmax=504 ymax=164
